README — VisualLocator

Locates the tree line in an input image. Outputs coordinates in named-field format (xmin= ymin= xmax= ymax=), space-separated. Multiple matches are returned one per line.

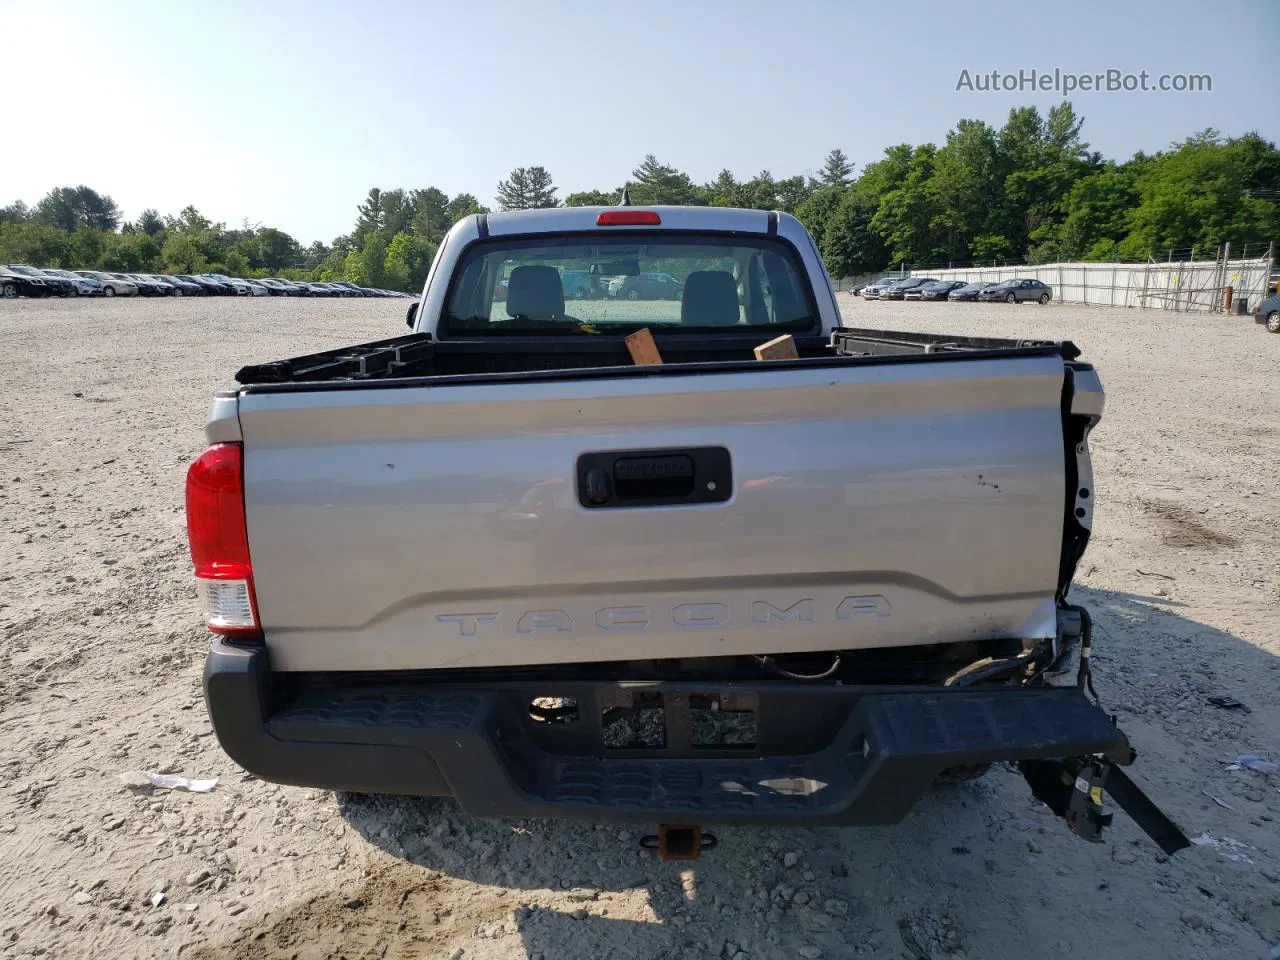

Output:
xmin=2 ymin=101 xmax=1276 ymax=291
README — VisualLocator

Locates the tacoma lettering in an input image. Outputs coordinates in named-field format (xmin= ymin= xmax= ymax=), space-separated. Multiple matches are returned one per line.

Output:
xmin=596 ymin=606 xmax=649 ymax=631
xmin=435 ymin=596 xmax=890 ymax=636
xmin=517 ymin=609 xmax=574 ymax=634
xmin=752 ymin=598 xmax=815 ymax=624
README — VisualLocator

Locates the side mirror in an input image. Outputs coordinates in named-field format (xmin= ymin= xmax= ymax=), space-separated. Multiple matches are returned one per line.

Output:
xmin=406 ymin=301 xmax=418 ymax=329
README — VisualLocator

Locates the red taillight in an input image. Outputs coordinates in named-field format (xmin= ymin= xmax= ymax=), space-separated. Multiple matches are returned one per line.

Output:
xmin=185 ymin=442 xmax=259 ymax=635
xmin=596 ymin=210 xmax=661 ymax=226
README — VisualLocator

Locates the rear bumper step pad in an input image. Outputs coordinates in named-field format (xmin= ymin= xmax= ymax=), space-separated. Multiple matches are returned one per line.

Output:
xmin=205 ymin=640 xmax=1136 ymax=827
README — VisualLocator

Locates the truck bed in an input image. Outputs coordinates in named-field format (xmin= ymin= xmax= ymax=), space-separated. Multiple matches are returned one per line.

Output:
xmin=231 ymin=327 xmax=1081 ymax=388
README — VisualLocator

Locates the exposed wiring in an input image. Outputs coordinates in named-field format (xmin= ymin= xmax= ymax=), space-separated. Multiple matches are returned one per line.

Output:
xmin=1074 ymin=605 xmax=1100 ymax=705
xmin=752 ymin=653 xmax=841 ymax=681
xmin=944 ymin=641 xmax=1053 ymax=687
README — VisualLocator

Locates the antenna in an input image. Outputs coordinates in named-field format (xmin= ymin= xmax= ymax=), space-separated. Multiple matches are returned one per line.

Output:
xmin=618 ymin=184 xmax=632 ymax=206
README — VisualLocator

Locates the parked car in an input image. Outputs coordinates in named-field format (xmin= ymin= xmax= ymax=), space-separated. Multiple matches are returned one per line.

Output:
xmin=1 ymin=265 xmax=54 ymax=298
xmin=113 ymin=273 xmax=165 ymax=296
xmin=153 ymin=274 xmax=204 ymax=296
xmin=34 ymin=268 xmax=80 ymax=297
xmin=613 ymin=271 xmax=684 ymax=301
xmin=979 ymin=278 xmax=1053 ymax=304
xmin=133 ymin=274 xmax=180 ymax=295
xmin=259 ymin=278 xmax=303 ymax=295
xmin=174 ymin=274 xmax=228 ymax=295
xmin=200 ymin=273 xmax=252 ymax=295
xmin=1254 ymin=292 xmax=1280 ymax=333
xmin=561 ymin=270 xmax=604 ymax=300
xmin=861 ymin=275 xmax=911 ymax=300
xmin=75 ymin=270 xmax=138 ymax=297
xmin=5 ymin=264 xmax=77 ymax=296
xmin=915 ymin=280 xmax=968 ymax=301
xmin=946 ymin=282 xmax=994 ymax=302
xmin=240 ymin=280 xmax=270 ymax=297
xmin=41 ymin=268 xmax=102 ymax=296
xmin=883 ymin=277 xmax=938 ymax=300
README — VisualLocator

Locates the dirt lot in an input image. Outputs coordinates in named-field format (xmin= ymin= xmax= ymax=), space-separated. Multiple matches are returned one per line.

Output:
xmin=1 ymin=295 xmax=1277 ymax=960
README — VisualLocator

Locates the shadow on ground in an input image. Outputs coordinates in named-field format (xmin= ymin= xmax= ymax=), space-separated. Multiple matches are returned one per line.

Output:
xmin=192 ymin=587 xmax=1280 ymax=960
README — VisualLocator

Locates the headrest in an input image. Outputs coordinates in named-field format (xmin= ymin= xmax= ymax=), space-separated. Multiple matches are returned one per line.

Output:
xmin=680 ymin=270 xmax=739 ymax=325
xmin=506 ymin=265 xmax=565 ymax=321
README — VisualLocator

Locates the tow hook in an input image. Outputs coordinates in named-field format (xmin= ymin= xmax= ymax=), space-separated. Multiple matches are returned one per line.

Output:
xmin=639 ymin=824 xmax=718 ymax=861
xmin=1021 ymin=756 xmax=1191 ymax=856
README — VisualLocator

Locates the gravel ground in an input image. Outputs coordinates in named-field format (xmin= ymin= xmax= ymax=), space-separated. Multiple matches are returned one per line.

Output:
xmin=1 ymin=295 xmax=1277 ymax=960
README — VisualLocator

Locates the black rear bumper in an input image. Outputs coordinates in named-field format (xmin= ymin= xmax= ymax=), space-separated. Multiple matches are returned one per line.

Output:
xmin=204 ymin=640 xmax=1139 ymax=827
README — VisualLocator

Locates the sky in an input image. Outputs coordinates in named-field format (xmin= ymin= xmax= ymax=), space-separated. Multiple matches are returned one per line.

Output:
xmin=2 ymin=0 xmax=1276 ymax=246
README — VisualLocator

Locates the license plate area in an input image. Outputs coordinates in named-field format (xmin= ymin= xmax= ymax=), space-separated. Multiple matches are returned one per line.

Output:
xmin=600 ymin=690 xmax=758 ymax=751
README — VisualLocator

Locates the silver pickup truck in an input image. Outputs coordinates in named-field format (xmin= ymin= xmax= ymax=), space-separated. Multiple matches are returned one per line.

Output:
xmin=191 ymin=205 xmax=1187 ymax=854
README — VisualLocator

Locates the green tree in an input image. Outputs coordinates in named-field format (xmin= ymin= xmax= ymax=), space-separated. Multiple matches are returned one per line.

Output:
xmin=302 ymin=240 xmax=332 ymax=271
xmin=705 ymin=169 xmax=742 ymax=207
xmin=100 ymin=231 xmax=160 ymax=271
xmin=378 ymin=189 xmax=412 ymax=237
xmin=0 ymin=221 xmax=74 ymax=266
xmin=170 ymin=205 xmax=213 ymax=233
xmin=444 ymin=192 xmax=488 ymax=224
xmin=33 ymin=186 xmax=121 ymax=232
xmin=70 ymin=225 xmax=106 ymax=268
xmin=1031 ymin=164 xmax=1136 ymax=261
xmin=342 ymin=248 xmax=367 ymax=285
xmin=354 ymin=188 xmax=384 ymax=241
xmin=929 ymin=118 xmax=1003 ymax=261
xmin=496 ymin=166 xmax=558 ymax=210
xmin=314 ymin=246 xmax=348 ymax=282
xmin=160 ymin=232 xmax=209 ymax=273
xmin=564 ymin=189 xmax=621 ymax=207
xmin=970 ymin=233 xmax=1012 ymax=262
xmin=775 ymin=175 xmax=812 ymax=213
xmin=793 ymin=184 xmax=845 ymax=250
xmin=361 ymin=232 xmax=388 ymax=288
xmin=822 ymin=190 xmax=888 ymax=276
xmin=627 ymin=155 xmax=698 ymax=206
xmin=820 ymin=148 xmax=854 ymax=186
xmin=871 ymin=144 xmax=943 ymax=264
xmin=384 ymin=231 xmax=436 ymax=291
xmin=410 ymin=187 xmax=451 ymax=241
xmin=1117 ymin=129 xmax=1280 ymax=258
xmin=1 ymin=200 xmax=30 ymax=224
xmin=136 ymin=209 xmax=164 ymax=237
xmin=250 ymin=227 xmax=301 ymax=271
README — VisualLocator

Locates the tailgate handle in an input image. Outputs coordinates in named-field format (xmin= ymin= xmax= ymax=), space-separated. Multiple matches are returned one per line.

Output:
xmin=577 ymin=447 xmax=732 ymax=509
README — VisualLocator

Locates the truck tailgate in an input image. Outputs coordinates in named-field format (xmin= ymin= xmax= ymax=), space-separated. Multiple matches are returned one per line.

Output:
xmin=236 ymin=355 xmax=1078 ymax=672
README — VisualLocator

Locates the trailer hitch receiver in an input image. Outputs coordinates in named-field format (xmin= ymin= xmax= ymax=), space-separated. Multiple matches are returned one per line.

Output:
xmin=640 ymin=824 xmax=717 ymax=861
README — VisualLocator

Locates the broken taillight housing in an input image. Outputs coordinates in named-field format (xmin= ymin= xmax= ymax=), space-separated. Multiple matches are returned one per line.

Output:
xmin=185 ymin=442 xmax=260 ymax=636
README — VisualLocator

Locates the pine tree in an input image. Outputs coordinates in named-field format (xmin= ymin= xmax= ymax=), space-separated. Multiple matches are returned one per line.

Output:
xmin=820 ymin=149 xmax=854 ymax=186
xmin=355 ymin=188 xmax=383 ymax=240
xmin=629 ymin=155 xmax=698 ymax=205
xmin=496 ymin=167 xmax=559 ymax=210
